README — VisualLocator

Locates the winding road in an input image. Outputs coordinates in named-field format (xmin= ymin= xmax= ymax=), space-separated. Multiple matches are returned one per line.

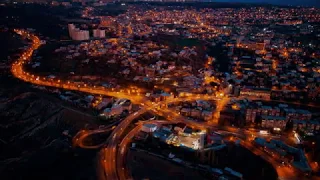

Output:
xmin=11 ymin=29 xmax=307 ymax=180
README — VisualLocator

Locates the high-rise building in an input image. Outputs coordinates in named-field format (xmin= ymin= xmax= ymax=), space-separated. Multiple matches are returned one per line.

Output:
xmin=73 ymin=30 xmax=90 ymax=41
xmin=68 ymin=24 xmax=76 ymax=37
xmin=93 ymin=29 xmax=106 ymax=38
xmin=68 ymin=24 xmax=90 ymax=41
xmin=199 ymin=132 xmax=206 ymax=149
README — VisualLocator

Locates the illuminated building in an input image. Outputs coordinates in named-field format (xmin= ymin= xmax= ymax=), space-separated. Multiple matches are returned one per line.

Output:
xmin=246 ymin=105 xmax=281 ymax=124
xmin=141 ymin=124 xmax=158 ymax=133
xmin=293 ymin=120 xmax=320 ymax=132
xmin=261 ymin=116 xmax=287 ymax=131
xmin=283 ymin=108 xmax=312 ymax=121
xmin=93 ymin=29 xmax=106 ymax=38
xmin=72 ymin=30 xmax=89 ymax=41
xmin=68 ymin=24 xmax=90 ymax=41
xmin=196 ymin=144 xmax=227 ymax=165
xmin=145 ymin=67 xmax=155 ymax=77
xmin=240 ymin=87 xmax=271 ymax=100
xmin=68 ymin=24 xmax=76 ymax=37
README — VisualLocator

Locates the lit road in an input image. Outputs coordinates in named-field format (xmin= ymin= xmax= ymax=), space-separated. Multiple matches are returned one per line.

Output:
xmin=12 ymin=29 xmax=309 ymax=180
xmin=101 ymin=107 xmax=148 ymax=180
xmin=73 ymin=126 xmax=115 ymax=149
xmin=10 ymin=29 xmax=226 ymax=179
xmin=117 ymin=124 xmax=142 ymax=180
xmin=100 ymin=97 xmax=212 ymax=180
xmin=117 ymin=121 xmax=173 ymax=180
xmin=11 ymin=30 xmax=145 ymax=104
xmin=232 ymin=96 xmax=320 ymax=109
xmin=240 ymin=140 xmax=304 ymax=180
xmin=219 ymin=127 xmax=305 ymax=180
xmin=9 ymin=29 xmax=236 ymax=179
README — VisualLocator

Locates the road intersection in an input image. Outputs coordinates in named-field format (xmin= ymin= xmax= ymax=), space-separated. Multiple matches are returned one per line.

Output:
xmin=12 ymin=29 xmax=305 ymax=180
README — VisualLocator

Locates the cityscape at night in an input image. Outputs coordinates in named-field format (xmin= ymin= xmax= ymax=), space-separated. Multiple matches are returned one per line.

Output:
xmin=0 ymin=0 xmax=320 ymax=180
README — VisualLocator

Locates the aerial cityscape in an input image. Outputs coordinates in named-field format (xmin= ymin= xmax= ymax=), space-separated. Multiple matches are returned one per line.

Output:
xmin=0 ymin=0 xmax=320 ymax=180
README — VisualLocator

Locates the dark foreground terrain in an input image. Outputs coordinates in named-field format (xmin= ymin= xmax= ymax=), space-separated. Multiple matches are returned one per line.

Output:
xmin=0 ymin=75 xmax=101 ymax=180
xmin=128 ymin=150 xmax=208 ymax=180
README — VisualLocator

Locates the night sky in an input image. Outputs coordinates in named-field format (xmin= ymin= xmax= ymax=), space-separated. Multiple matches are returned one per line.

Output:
xmin=217 ymin=0 xmax=320 ymax=7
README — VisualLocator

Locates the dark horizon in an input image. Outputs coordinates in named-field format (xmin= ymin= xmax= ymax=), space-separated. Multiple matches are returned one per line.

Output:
xmin=213 ymin=0 xmax=320 ymax=7
xmin=1 ymin=0 xmax=320 ymax=7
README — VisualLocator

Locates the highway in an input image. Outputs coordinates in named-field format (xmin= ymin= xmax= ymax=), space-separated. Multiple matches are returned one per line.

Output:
xmin=117 ymin=121 xmax=173 ymax=180
xmin=100 ymin=94 xmax=234 ymax=180
xmin=73 ymin=126 xmax=115 ymax=149
xmin=117 ymin=124 xmax=142 ymax=180
xmin=102 ymin=107 xmax=148 ymax=180
xmin=218 ymin=127 xmax=307 ymax=180
xmin=11 ymin=29 xmax=310 ymax=180
xmin=10 ymin=30 xmax=225 ymax=179
xmin=240 ymin=140 xmax=303 ymax=180
xmin=11 ymin=30 xmax=145 ymax=104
